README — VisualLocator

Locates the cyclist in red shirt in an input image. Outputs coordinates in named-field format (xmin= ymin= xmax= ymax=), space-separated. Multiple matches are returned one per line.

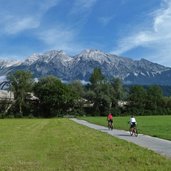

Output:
xmin=107 ymin=113 xmax=113 ymax=129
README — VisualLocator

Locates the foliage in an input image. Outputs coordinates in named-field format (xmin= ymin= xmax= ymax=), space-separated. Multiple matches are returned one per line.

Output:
xmin=127 ymin=85 xmax=147 ymax=114
xmin=111 ymin=77 xmax=124 ymax=100
xmin=33 ymin=76 xmax=78 ymax=117
xmin=125 ymin=85 xmax=170 ymax=115
xmin=89 ymin=67 xmax=104 ymax=87
xmin=90 ymin=82 xmax=112 ymax=115
xmin=7 ymin=70 xmax=34 ymax=115
xmin=68 ymin=80 xmax=85 ymax=97
xmin=0 ymin=100 xmax=9 ymax=114
xmin=146 ymin=85 xmax=163 ymax=110
xmin=2 ymin=68 xmax=171 ymax=118
xmin=87 ymin=68 xmax=125 ymax=115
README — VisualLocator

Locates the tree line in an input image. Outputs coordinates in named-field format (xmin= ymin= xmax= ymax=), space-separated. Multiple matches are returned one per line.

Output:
xmin=1 ymin=68 xmax=171 ymax=118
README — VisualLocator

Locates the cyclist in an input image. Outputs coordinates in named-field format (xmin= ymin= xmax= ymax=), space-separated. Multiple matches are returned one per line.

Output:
xmin=129 ymin=115 xmax=137 ymax=133
xmin=107 ymin=113 xmax=113 ymax=129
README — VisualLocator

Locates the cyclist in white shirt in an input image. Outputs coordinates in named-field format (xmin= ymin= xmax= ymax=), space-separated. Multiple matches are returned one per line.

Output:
xmin=129 ymin=115 xmax=137 ymax=131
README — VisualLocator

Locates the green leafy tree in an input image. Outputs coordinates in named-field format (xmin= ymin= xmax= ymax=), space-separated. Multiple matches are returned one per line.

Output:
xmin=89 ymin=68 xmax=104 ymax=87
xmin=89 ymin=68 xmax=114 ymax=115
xmin=67 ymin=80 xmax=86 ymax=114
xmin=146 ymin=85 xmax=163 ymax=112
xmin=7 ymin=70 xmax=34 ymax=115
xmin=110 ymin=78 xmax=125 ymax=110
xmin=111 ymin=78 xmax=124 ymax=100
xmin=68 ymin=80 xmax=85 ymax=97
xmin=128 ymin=85 xmax=147 ymax=114
xmin=34 ymin=76 xmax=77 ymax=117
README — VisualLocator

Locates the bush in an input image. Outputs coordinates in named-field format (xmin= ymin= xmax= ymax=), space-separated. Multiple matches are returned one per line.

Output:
xmin=15 ymin=113 xmax=23 ymax=118
xmin=0 ymin=113 xmax=5 ymax=119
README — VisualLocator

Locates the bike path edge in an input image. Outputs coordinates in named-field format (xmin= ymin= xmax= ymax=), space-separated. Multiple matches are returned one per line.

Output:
xmin=70 ymin=118 xmax=171 ymax=158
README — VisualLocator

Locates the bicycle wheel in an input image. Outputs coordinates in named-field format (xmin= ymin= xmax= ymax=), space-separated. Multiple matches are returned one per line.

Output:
xmin=129 ymin=128 xmax=133 ymax=136
xmin=111 ymin=124 xmax=113 ymax=130
xmin=108 ymin=123 xmax=111 ymax=130
xmin=108 ymin=121 xmax=113 ymax=130
xmin=134 ymin=128 xmax=138 ymax=137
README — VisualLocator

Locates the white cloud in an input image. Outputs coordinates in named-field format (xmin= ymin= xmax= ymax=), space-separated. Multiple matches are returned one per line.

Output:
xmin=70 ymin=0 xmax=97 ymax=15
xmin=37 ymin=27 xmax=83 ymax=54
xmin=0 ymin=0 xmax=60 ymax=35
xmin=98 ymin=16 xmax=113 ymax=26
xmin=113 ymin=31 xmax=159 ymax=55
xmin=112 ymin=0 xmax=171 ymax=66
xmin=38 ymin=28 xmax=74 ymax=44
xmin=37 ymin=0 xmax=99 ymax=54
xmin=39 ymin=0 xmax=60 ymax=13
xmin=4 ymin=17 xmax=40 ymax=34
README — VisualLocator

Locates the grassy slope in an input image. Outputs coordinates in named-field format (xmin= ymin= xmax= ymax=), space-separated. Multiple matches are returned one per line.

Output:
xmin=81 ymin=115 xmax=171 ymax=140
xmin=0 ymin=119 xmax=170 ymax=171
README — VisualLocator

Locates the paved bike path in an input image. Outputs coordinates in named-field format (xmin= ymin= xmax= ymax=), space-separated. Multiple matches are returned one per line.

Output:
xmin=71 ymin=118 xmax=171 ymax=158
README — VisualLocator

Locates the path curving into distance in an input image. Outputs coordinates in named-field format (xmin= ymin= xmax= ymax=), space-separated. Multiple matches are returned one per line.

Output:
xmin=71 ymin=118 xmax=171 ymax=158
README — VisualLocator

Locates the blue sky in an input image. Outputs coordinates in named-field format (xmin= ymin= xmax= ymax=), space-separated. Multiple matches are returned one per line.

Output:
xmin=0 ymin=0 xmax=171 ymax=66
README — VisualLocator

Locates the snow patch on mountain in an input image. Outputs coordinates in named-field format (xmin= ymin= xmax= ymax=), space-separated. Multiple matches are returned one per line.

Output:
xmin=0 ymin=59 xmax=21 ymax=67
xmin=24 ymin=53 xmax=40 ymax=65
xmin=0 ymin=49 xmax=171 ymax=85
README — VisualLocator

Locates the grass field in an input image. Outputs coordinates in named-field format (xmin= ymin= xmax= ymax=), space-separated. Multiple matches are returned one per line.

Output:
xmin=0 ymin=118 xmax=171 ymax=170
xmin=80 ymin=115 xmax=171 ymax=140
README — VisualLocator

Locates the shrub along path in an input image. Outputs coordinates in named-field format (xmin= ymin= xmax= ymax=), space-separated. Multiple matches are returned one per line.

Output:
xmin=71 ymin=118 xmax=171 ymax=158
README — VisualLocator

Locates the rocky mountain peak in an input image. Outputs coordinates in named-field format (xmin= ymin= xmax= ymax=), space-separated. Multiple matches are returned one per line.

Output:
xmin=43 ymin=50 xmax=72 ymax=62
xmin=24 ymin=53 xmax=40 ymax=65
xmin=76 ymin=49 xmax=112 ymax=65
xmin=0 ymin=59 xmax=21 ymax=68
xmin=0 ymin=49 xmax=171 ymax=85
xmin=79 ymin=49 xmax=106 ymax=57
xmin=137 ymin=58 xmax=169 ymax=72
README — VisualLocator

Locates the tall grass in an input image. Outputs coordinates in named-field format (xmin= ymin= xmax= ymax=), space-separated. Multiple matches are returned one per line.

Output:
xmin=0 ymin=118 xmax=170 ymax=170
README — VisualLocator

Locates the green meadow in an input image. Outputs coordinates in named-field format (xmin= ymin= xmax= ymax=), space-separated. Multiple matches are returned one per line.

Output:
xmin=80 ymin=115 xmax=171 ymax=140
xmin=0 ymin=118 xmax=171 ymax=170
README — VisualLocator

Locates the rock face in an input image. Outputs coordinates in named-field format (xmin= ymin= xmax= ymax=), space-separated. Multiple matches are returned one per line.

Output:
xmin=0 ymin=49 xmax=171 ymax=85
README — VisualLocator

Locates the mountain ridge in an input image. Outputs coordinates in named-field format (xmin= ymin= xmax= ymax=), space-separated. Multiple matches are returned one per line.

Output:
xmin=0 ymin=49 xmax=171 ymax=85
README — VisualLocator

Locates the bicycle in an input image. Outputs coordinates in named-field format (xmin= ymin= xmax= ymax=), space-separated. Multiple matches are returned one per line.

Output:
xmin=108 ymin=120 xmax=113 ymax=130
xmin=129 ymin=126 xmax=138 ymax=137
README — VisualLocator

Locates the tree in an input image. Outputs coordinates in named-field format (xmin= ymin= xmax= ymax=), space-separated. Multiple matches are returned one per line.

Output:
xmin=146 ymin=85 xmax=163 ymax=111
xmin=89 ymin=68 xmax=104 ymax=87
xmin=68 ymin=80 xmax=85 ymax=97
xmin=89 ymin=68 xmax=110 ymax=115
xmin=90 ymin=79 xmax=113 ymax=115
xmin=7 ymin=70 xmax=34 ymax=115
xmin=111 ymin=78 xmax=124 ymax=100
xmin=34 ymin=76 xmax=77 ymax=117
xmin=128 ymin=85 xmax=147 ymax=114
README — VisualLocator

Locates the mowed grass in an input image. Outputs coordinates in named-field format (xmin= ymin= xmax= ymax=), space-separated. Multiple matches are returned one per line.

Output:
xmin=80 ymin=115 xmax=171 ymax=140
xmin=0 ymin=119 xmax=171 ymax=171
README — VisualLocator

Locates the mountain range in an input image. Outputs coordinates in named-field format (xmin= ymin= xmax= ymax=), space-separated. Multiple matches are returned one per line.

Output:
xmin=0 ymin=49 xmax=171 ymax=85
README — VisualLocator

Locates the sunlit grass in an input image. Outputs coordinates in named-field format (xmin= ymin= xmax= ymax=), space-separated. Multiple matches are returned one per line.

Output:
xmin=0 ymin=118 xmax=170 ymax=170
xmin=80 ymin=115 xmax=171 ymax=140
